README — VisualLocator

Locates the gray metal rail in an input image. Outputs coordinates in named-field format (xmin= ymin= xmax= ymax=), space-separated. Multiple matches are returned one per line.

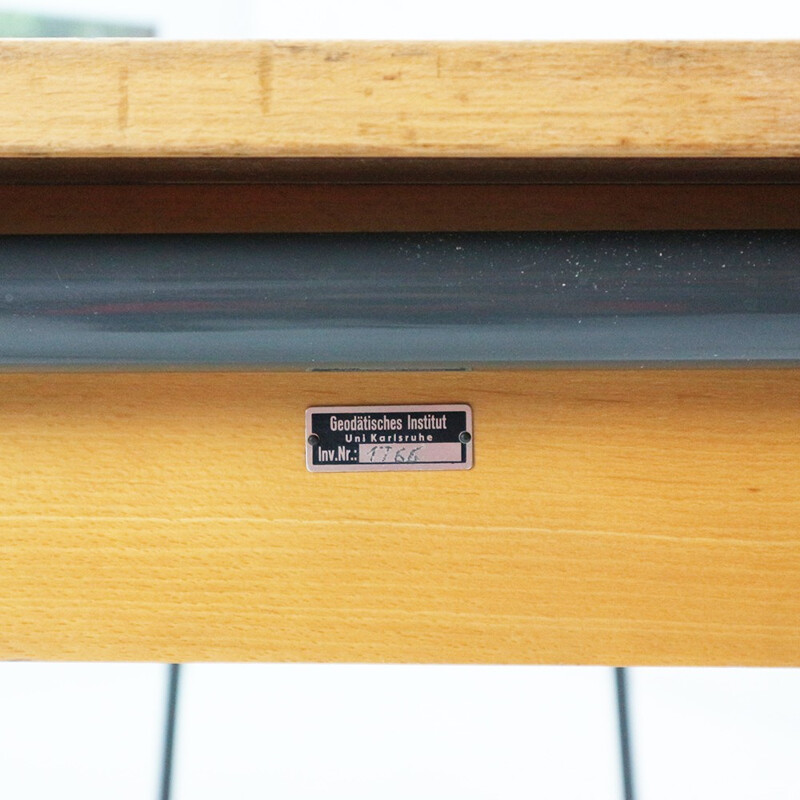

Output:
xmin=1 ymin=232 xmax=798 ymax=369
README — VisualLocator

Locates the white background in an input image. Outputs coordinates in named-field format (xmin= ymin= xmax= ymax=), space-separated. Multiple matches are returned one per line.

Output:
xmin=1 ymin=0 xmax=799 ymax=39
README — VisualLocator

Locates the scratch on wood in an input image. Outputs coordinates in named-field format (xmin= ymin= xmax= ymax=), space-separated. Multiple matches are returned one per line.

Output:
xmin=118 ymin=66 xmax=129 ymax=132
xmin=259 ymin=45 xmax=272 ymax=115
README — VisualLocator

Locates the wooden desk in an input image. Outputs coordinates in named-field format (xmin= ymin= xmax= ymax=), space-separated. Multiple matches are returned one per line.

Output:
xmin=1 ymin=41 xmax=798 ymax=664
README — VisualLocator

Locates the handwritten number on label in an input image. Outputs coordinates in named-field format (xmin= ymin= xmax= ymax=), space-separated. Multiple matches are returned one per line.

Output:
xmin=367 ymin=444 xmax=425 ymax=463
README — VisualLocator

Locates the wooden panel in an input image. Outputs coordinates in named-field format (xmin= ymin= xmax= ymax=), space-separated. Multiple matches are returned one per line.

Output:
xmin=1 ymin=41 xmax=800 ymax=159
xmin=1 ymin=370 xmax=798 ymax=664
xmin=2 ymin=183 xmax=800 ymax=234
xmin=4 ymin=156 xmax=800 ymax=184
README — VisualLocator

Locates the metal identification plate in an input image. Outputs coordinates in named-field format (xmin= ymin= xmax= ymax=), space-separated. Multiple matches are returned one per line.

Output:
xmin=306 ymin=404 xmax=473 ymax=472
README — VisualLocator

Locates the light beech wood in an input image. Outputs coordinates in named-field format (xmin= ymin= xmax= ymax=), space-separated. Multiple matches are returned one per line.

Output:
xmin=1 ymin=41 xmax=800 ymax=159
xmin=1 ymin=370 xmax=798 ymax=664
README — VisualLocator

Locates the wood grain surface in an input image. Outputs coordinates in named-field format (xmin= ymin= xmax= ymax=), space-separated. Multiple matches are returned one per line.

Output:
xmin=2 ymin=41 xmax=800 ymax=159
xmin=1 ymin=369 xmax=798 ymax=664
